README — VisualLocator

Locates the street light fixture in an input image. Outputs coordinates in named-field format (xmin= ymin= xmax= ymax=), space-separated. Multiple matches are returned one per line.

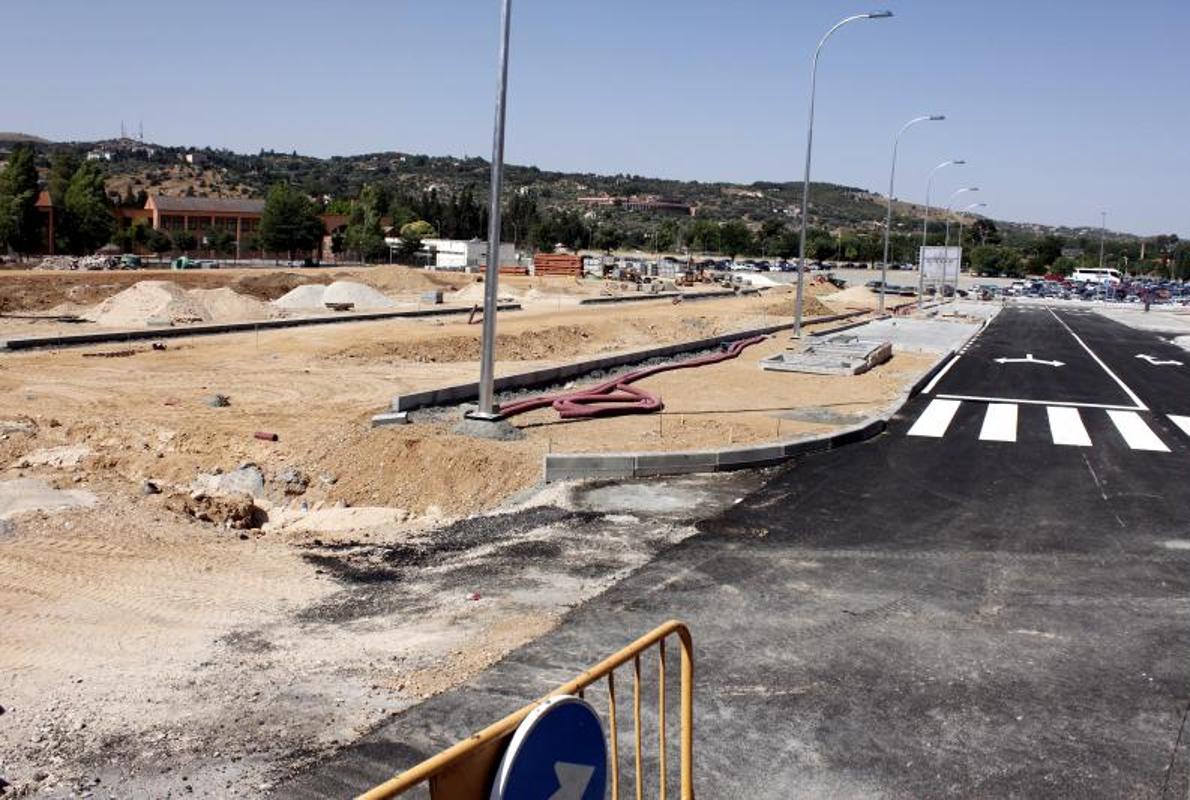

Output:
xmin=793 ymin=10 xmax=894 ymax=337
xmin=944 ymin=187 xmax=980 ymax=296
xmin=880 ymin=114 xmax=945 ymax=313
xmin=917 ymin=159 xmax=965 ymax=307
xmin=472 ymin=0 xmax=514 ymax=421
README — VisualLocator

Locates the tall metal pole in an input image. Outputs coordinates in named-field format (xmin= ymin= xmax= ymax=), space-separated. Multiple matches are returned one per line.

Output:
xmin=881 ymin=114 xmax=943 ymax=312
xmin=943 ymin=187 xmax=979 ymax=297
xmin=794 ymin=10 xmax=893 ymax=337
xmin=473 ymin=0 xmax=513 ymax=419
xmin=917 ymin=159 xmax=965 ymax=308
xmin=1099 ymin=211 xmax=1107 ymax=269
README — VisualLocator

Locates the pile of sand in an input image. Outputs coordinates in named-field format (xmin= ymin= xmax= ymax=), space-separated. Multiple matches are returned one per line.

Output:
xmin=82 ymin=281 xmax=278 ymax=327
xmin=820 ymin=285 xmax=884 ymax=312
xmin=452 ymin=282 xmax=522 ymax=304
xmin=273 ymin=280 xmax=397 ymax=310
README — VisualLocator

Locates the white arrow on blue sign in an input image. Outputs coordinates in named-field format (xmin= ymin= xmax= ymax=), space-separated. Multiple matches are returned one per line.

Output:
xmin=489 ymin=695 xmax=607 ymax=800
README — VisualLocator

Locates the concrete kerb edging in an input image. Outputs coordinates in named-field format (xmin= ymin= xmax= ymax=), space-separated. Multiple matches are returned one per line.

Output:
xmin=1 ymin=302 xmax=523 ymax=352
xmin=541 ymin=313 xmax=995 ymax=483
xmin=576 ymin=287 xmax=762 ymax=306
xmin=386 ymin=310 xmax=869 ymax=414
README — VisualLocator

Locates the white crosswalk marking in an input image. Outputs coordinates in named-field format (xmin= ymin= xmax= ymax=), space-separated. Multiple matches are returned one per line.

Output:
xmin=908 ymin=399 xmax=962 ymax=438
xmin=1169 ymin=415 xmax=1190 ymax=438
xmin=1106 ymin=410 xmax=1170 ymax=452
xmin=979 ymin=403 xmax=1018 ymax=442
xmin=1046 ymin=407 xmax=1092 ymax=447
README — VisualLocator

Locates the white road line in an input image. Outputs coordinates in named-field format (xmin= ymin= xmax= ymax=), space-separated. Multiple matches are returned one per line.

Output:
xmin=1046 ymin=307 xmax=1147 ymax=411
xmin=979 ymin=403 xmax=1019 ymax=442
xmin=922 ymin=355 xmax=960 ymax=394
xmin=908 ymin=399 xmax=962 ymax=438
xmin=1169 ymin=415 xmax=1190 ymax=438
xmin=1106 ymin=410 xmax=1170 ymax=452
xmin=1047 ymin=406 xmax=1093 ymax=447
xmin=937 ymin=394 xmax=1137 ymax=411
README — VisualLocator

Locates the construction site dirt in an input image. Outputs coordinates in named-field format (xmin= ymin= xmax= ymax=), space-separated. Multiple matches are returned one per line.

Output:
xmin=0 ymin=265 xmax=933 ymax=796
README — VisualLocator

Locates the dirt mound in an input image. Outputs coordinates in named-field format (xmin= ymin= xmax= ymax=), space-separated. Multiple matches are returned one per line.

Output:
xmin=316 ymin=425 xmax=539 ymax=516
xmin=83 ymin=281 xmax=278 ymax=327
xmin=274 ymin=280 xmax=397 ymax=310
xmin=342 ymin=265 xmax=472 ymax=293
xmin=231 ymin=272 xmax=330 ymax=301
xmin=819 ymin=285 xmax=885 ymax=312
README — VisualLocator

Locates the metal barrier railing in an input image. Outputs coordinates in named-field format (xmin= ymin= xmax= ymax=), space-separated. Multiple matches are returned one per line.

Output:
xmin=357 ymin=620 xmax=694 ymax=800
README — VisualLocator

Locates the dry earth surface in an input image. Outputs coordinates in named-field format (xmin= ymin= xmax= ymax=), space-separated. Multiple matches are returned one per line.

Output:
xmin=0 ymin=266 xmax=920 ymax=796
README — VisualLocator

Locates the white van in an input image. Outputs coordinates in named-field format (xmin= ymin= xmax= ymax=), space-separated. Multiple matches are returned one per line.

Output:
xmin=1072 ymin=267 xmax=1122 ymax=285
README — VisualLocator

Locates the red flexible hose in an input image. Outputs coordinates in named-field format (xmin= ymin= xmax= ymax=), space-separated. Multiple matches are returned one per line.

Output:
xmin=498 ymin=335 xmax=767 ymax=420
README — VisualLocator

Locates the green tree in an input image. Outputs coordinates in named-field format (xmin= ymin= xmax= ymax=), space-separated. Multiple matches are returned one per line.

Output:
xmin=147 ymin=228 xmax=173 ymax=257
xmin=719 ymin=220 xmax=753 ymax=257
xmin=172 ymin=230 xmax=198 ymax=253
xmin=259 ymin=183 xmax=324 ymax=259
xmin=344 ymin=185 xmax=387 ymax=263
xmin=48 ymin=151 xmax=80 ymax=210
xmin=1031 ymin=235 xmax=1064 ymax=269
xmin=62 ymin=161 xmax=116 ymax=254
xmin=0 ymin=143 xmax=42 ymax=256
xmin=400 ymin=220 xmax=437 ymax=239
xmin=207 ymin=229 xmax=237 ymax=257
xmin=970 ymin=245 xmax=1023 ymax=277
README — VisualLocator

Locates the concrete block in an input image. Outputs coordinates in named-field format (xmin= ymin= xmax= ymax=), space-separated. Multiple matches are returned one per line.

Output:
xmin=421 ymin=290 xmax=443 ymax=305
xmin=633 ymin=451 xmax=718 ymax=477
xmin=371 ymin=411 xmax=410 ymax=427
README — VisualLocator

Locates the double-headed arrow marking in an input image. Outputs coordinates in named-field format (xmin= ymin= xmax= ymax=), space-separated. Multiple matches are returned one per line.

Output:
xmin=994 ymin=354 xmax=1066 ymax=367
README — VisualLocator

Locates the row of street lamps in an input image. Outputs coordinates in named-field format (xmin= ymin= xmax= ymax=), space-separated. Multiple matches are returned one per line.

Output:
xmin=471 ymin=5 xmax=999 ymax=420
xmin=789 ymin=10 xmax=993 ymax=325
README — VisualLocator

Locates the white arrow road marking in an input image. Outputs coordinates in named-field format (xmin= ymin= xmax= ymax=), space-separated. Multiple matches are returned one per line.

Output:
xmin=1135 ymin=354 xmax=1184 ymax=366
xmin=549 ymin=762 xmax=595 ymax=800
xmin=994 ymin=354 xmax=1066 ymax=367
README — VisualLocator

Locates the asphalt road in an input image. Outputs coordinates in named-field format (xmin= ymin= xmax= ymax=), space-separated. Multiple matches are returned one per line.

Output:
xmin=286 ymin=306 xmax=1190 ymax=799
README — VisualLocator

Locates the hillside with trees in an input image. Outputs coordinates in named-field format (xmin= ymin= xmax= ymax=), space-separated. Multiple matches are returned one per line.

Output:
xmin=1 ymin=136 xmax=1186 ymax=277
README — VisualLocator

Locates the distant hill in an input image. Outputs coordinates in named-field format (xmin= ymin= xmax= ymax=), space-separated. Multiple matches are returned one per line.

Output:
xmin=0 ymin=132 xmax=51 ymax=144
xmin=9 ymin=137 xmax=1144 ymax=247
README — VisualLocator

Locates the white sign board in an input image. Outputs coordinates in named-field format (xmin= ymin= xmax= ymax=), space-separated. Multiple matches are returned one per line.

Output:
xmin=920 ymin=246 xmax=962 ymax=281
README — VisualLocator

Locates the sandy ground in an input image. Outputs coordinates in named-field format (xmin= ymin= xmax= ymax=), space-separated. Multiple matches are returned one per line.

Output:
xmin=0 ymin=268 xmax=925 ymax=796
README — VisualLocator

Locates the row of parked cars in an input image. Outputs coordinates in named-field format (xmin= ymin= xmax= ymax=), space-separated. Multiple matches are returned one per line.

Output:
xmin=980 ymin=277 xmax=1190 ymax=304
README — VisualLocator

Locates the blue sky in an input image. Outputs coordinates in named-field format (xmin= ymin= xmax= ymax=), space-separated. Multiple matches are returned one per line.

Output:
xmin=3 ymin=0 xmax=1187 ymax=235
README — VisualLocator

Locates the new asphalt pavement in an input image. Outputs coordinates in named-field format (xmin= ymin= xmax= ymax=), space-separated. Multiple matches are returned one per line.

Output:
xmin=286 ymin=305 xmax=1190 ymax=799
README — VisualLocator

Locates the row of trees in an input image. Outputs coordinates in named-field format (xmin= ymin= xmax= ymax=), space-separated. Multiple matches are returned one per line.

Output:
xmin=0 ymin=144 xmax=116 ymax=256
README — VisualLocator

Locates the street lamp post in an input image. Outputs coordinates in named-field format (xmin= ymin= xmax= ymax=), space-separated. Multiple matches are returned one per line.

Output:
xmin=1099 ymin=210 xmax=1107 ymax=269
xmin=472 ymin=0 xmax=513 ymax=421
xmin=917 ymin=159 xmax=965 ymax=307
xmin=794 ymin=10 xmax=893 ymax=337
xmin=943 ymin=187 xmax=979 ymax=297
xmin=881 ymin=114 xmax=944 ymax=312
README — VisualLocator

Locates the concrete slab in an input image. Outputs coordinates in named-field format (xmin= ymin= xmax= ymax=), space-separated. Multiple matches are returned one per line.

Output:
xmin=761 ymin=336 xmax=892 ymax=376
xmin=370 ymin=412 xmax=410 ymax=428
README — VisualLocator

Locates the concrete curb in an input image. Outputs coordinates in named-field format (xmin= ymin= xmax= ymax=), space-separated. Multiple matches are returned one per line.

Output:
xmin=1 ymin=303 xmax=523 ymax=352
xmin=577 ymin=288 xmax=760 ymax=306
xmin=389 ymin=310 xmax=868 ymax=413
xmin=540 ymin=314 xmax=994 ymax=483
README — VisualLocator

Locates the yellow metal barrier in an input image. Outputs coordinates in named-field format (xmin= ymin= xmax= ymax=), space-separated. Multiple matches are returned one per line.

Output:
xmin=357 ymin=620 xmax=694 ymax=800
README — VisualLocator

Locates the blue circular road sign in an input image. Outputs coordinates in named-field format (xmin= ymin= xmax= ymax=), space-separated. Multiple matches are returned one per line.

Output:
xmin=490 ymin=695 xmax=607 ymax=800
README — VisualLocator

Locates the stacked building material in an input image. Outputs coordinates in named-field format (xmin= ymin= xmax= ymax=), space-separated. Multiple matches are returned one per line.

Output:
xmin=498 ymin=266 xmax=529 ymax=276
xmin=532 ymin=253 xmax=582 ymax=277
